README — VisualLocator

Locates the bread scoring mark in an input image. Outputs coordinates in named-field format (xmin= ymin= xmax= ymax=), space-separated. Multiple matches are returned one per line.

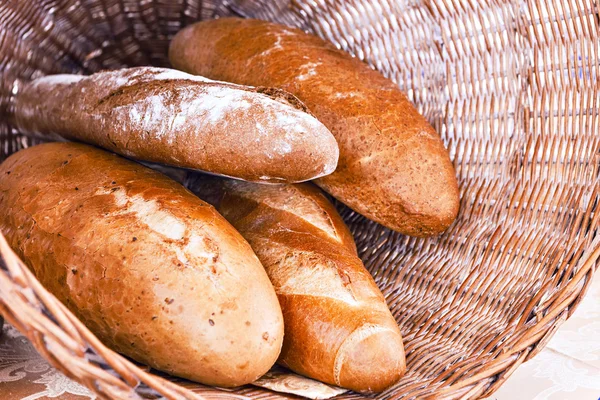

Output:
xmin=333 ymin=324 xmax=394 ymax=386
xmin=141 ymin=94 xmax=178 ymax=142
xmin=286 ymin=186 xmax=340 ymax=239
xmin=96 ymin=188 xmax=221 ymax=272
xmin=200 ymin=86 xmax=254 ymax=124
xmin=128 ymin=106 xmax=142 ymax=125
xmin=258 ymin=245 xmax=357 ymax=304
xmin=274 ymin=261 xmax=357 ymax=304
xmin=87 ymin=67 xmax=245 ymax=106
xmin=226 ymin=181 xmax=340 ymax=241
xmin=96 ymin=188 xmax=186 ymax=240
xmin=100 ymin=81 xmax=256 ymax=142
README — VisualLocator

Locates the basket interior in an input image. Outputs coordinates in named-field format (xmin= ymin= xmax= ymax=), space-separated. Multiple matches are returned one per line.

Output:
xmin=0 ymin=0 xmax=599 ymax=399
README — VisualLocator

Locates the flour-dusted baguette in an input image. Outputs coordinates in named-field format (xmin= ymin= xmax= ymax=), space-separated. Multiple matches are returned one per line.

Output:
xmin=170 ymin=18 xmax=460 ymax=236
xmin=11 ymin=66 xmax=339 ymax=183
xmin=0 ymin=143 xmax=284 ymax=387
xmin=186 ymin=174 xmax=406 ymax=393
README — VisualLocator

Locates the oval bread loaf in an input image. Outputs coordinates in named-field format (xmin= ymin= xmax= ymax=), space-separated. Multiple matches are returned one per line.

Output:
xmin=186 ymin=174 xmax=406 ymax=393
xmin=170 ymin=18 xmax=460 ymax=236
xmin=11 ymin=66 xmax=339 ymax=183
xmin=0 ymin=143 xmax=284 ymax=387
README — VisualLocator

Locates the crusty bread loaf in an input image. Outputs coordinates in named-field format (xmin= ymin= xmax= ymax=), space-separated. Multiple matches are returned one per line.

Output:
xmin=11 ymin=67 xmax=339 ymax=183
xmin=186 ymin=174 xmax=406 ymax=393
xmin=0 ymin=143 xmax=284 ymax=387
xmin=170 ymin=18 xmax=460 ymax=236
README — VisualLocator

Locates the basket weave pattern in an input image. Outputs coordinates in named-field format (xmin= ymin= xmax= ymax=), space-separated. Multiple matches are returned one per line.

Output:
xmin=0 ymin=0 xmax=599 ymax=399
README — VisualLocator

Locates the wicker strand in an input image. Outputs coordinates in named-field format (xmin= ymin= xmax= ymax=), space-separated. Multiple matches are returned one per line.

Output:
xmin=0 ymin=0 xmax=599 ymax=399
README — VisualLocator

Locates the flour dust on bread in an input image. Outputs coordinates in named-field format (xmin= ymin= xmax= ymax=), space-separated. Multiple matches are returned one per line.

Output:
xmin=11 ymin=67 xmax=339 ymax=183
xmin=186 ymin=174 xmax=406 ymax=393
xmin=170 ymin=18 xmax=460 ymax=236
xmin=0 ymin=143 xmax=284 ymax=387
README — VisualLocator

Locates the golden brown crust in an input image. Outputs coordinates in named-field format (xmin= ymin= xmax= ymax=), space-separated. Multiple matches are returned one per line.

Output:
xmin=170 ymin=18 xmax=460 ymax=236
xmin=186 ymin=174 xmax=406 ymax=393
xmin=12 ymin=67 xmax=339 ymax=183
xmin=0 ymin=143 xmax=284 ymax=387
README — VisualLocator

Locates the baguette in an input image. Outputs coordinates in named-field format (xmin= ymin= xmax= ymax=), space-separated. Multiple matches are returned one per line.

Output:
xmin=0 ymin=143 xmax=284 ymax=387
xmin=11 ymin=66 xmax=339 ymax=183
xmin=186 ymin=174 xmax=406 ymax=393
xmin=170 ymin=18 xmax=460 ymax=236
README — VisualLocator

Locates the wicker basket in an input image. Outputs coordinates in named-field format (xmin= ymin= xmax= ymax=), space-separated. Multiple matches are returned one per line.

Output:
xmin=0 ymin=0 xmax=599 ymax=399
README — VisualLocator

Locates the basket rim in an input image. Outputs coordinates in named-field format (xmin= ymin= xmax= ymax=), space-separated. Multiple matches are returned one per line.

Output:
xmin=1 ymin=0 xmax=600 ymax=398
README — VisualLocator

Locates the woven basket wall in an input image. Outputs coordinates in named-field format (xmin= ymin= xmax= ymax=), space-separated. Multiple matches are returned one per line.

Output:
xmin=0 ymin=0 xmax=599 ymax=399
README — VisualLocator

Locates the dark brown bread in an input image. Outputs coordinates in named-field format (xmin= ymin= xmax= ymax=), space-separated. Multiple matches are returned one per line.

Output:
xmin=12 ymin=67 xmax=339 ymax=183
xmin=170 ymin=18 xmax=460 ymax=236
xmin=186 ymin=174 xmax=406 ymax=393
xmin=0 ymin=143 xmax=284 ymax=387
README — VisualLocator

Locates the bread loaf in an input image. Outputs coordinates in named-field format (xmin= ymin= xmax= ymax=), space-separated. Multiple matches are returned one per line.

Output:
xmin=186 ymin=174 xmax=406 ymax=393
xmin=11 ymin=66 xmax=339 ymax=183
xmin=0 ymin=143 xmax=284 ymax=387
xmin=170 ymin=18 xmax=460 ymax=236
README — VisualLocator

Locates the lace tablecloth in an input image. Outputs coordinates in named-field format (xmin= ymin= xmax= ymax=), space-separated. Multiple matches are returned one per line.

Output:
xmin=483 ymin=271 xmax=600 ymax=400
xmin=1 ymin=273 xmax=599 ymax=400
xmin=0 ymin=325 xmax=94 ymax=399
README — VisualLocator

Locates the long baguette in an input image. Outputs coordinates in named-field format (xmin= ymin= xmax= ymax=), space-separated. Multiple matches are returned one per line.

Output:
xmin=11 ymin=66 xmax=339 ymax=183
xmin=170 ymin=18 xmax=460 ymax=236
xmin=186 ymin=174 xmax=406 ymax=393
